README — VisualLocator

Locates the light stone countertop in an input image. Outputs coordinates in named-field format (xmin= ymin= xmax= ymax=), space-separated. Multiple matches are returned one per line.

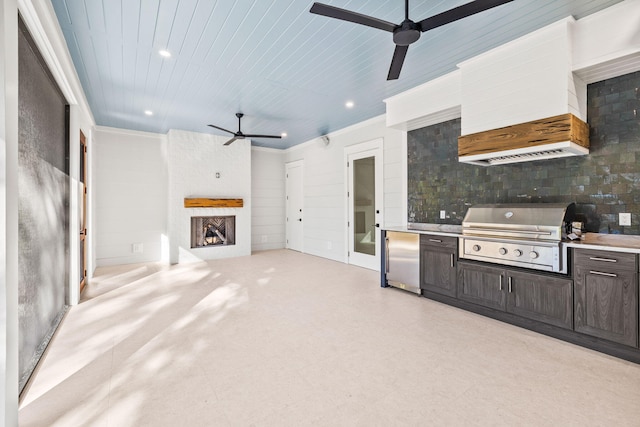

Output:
xmin=384 ymin=225 xmax=640 ymax=254
xmin=564 ymin=233 xmax=640 ymax=254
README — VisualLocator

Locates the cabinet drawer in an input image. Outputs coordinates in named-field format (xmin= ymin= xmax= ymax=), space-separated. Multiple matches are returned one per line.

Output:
xmin=420 ymin=234 xmax=457 ymax=250
xmin=573 ymin=249 xmax=637 ymax=272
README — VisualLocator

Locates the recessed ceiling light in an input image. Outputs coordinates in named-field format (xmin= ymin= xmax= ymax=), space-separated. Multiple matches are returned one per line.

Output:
xmin=345 ymin=100 xmax=355 ymax=108
xmin=281 ymin=132 xmax=288 ymax=138
xmin=158 ymin=49 xmax=171 ymax=58
xmin=144 ymin=110 xmax=153 ymax=116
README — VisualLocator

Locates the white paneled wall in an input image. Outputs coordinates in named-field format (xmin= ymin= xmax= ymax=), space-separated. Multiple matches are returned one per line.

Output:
xmin=167 ymin=130 xmax=251 ymax=263
xmin=251 ymin=147 xmax=285 ymax=252
xmin=383 ymin=131 xmax=406 ymax=229
xmin=573 ymin=0 xmax=640 ymax=77
xmin=385 ymin=70 xmax=462 ymax=131
xmin=284 ymin=116 xmax=405 ymax=263
xmin=92 ymin=117 xmax=404 ymax=266
xmin=93 ymin=127 xmax=167 ymax=266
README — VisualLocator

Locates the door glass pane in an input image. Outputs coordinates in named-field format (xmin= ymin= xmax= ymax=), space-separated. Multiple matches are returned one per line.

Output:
xmin=353 ymin=157 xmax=375 ymax=256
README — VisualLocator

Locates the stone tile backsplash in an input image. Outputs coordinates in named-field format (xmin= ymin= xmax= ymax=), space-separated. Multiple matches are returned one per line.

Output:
xmin=408 ymin=70 xmax=640 ymax=235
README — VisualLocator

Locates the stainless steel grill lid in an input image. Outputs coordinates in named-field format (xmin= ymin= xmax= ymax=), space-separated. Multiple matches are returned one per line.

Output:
xmin=462 ymin=203 xmax=575 ymax=241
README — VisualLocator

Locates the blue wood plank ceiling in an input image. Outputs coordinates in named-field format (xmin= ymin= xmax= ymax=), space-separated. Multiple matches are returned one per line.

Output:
xmin=51 ymin=0 xmax=624 ymax=148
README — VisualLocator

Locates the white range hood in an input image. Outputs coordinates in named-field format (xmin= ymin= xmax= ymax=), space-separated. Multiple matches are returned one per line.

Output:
xmin=457 ymin=18 xmax=590 ymax=166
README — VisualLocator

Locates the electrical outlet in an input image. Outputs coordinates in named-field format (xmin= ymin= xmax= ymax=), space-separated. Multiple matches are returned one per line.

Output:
xmin=261 ymin=235 xmax=268 ymax=243
xmin=132 ymin=243 xmax=143 ymax=253
xmin=440 ymin=210 xmax=446 ymax=219
xmin=619 ymin=213 xmax=631 ymax=226
xmin=327 ymin=241 xmax=332 ymax=250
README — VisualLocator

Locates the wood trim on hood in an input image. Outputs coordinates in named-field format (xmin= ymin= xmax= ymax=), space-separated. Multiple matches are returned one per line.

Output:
xmin=458 ymin=113 xmax=589 ymax=158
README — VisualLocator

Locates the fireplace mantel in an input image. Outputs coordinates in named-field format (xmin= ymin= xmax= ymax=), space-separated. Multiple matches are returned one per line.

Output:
xmin=184 ymin=198 xmax=244 ymax=208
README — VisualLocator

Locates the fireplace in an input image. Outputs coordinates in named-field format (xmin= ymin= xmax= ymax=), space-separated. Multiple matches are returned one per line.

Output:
xmin=191 ymin=216 xmax=235 ymax=248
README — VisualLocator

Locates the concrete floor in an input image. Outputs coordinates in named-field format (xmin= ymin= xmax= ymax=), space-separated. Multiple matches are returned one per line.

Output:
xmin=18 ymin=249 xmax=640 ymax=426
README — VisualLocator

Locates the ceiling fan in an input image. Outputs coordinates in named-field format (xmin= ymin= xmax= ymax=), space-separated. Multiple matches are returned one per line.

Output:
xmin=207 ymin=113 xmax=282 ymax=146
xmin=310 ymin=0 xmax=513 ymax=80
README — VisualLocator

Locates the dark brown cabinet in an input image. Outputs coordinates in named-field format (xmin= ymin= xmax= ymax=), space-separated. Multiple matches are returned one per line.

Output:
xmin=457 ymin=261 xmax=506 ymax=310
xmin=457 ymin=261 xmax=573 ymax=329
xmin=414 ymin=236 xmax=640 ymax=362
xmin=506 ymin=270 xmax=573 ymax=330
xmin=420 ymin=235 xmax=457 ymax=297
xmin=574 ymin=249 xmax=638 ymax=347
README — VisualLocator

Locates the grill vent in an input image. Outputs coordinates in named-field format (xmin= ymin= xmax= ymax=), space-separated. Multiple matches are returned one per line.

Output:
xmin=459 ymin=142 xmax=589 ymax=166
xmin=487 ymin=149 xmax=565 ymax=165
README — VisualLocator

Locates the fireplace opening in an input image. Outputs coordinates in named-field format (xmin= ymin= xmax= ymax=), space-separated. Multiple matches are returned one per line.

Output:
xmin=191 ymin=216 xmax=235 ymax=248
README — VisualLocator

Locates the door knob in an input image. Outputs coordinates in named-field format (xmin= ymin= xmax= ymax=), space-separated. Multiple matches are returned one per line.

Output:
xmin=298 ymin=218 xmax=302 ymax=222
xmin=375 ymin=223 xmax=380 ymax=228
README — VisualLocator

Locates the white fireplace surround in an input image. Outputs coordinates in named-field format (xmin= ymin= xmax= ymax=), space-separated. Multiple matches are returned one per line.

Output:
xmin=167 ymin=130 xmax=251 ymax=263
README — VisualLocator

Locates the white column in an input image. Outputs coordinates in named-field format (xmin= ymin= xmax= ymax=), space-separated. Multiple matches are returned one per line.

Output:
xmin=1 ymin=0 xmax=20 ymax=424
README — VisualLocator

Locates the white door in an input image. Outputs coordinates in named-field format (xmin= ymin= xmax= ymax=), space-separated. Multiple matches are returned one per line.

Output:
xmin=347 ymin=144 xmax=383 ymax=270
xmin=286 ymin=161 xmax=303 ymax=252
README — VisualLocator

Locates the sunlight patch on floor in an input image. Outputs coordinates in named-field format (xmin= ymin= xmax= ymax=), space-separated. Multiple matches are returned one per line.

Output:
xmin=257 ymin=277 xmax=271 ymax=286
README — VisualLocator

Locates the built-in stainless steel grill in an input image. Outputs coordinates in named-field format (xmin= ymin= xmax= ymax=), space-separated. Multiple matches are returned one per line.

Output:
xmin=459 ymin=203 xmax=575 ymax=273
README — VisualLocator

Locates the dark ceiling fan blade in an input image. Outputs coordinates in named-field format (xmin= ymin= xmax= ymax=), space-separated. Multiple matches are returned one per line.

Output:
xmin=207 ymin=124 xmax=235 ymax=135
xmin=213 ymin=112 xmax=280 ymax=146
xmin=387 ymin=44 xmax=409 ymax=80
xmin=310 ymin=2 xmax=397 ymax=32
xmin=244 ymin=134 xmax=282 ymax=139
xmin=223 ymin=136 xmax=240 ymax=146
xmin=418 ymin=0 xmax=513 ymax=32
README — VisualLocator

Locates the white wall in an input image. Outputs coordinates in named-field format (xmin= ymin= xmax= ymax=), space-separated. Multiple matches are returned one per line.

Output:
xmin=92 ymin=115 xmax=405 ymax=266
xmin=251 ymin=147 xmax=285 ymax=252
xmin=93 ymin=127 xmax=167 ymax=266
xmin=573 ymin=0 xmax=640 ymax=81
xmin=284 ymin=116 xmax=405 ymax=263
xmin=92 ymin=130 xmax=283 ymax=264
xmin=385 ymin=70 xmax=462 ymax=131
xmin=167 ymin=130 xmax=251 ymax=263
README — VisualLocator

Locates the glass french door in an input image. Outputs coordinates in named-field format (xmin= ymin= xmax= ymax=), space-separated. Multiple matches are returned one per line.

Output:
xmin=347 ymin=146 xmax=382 ymax=270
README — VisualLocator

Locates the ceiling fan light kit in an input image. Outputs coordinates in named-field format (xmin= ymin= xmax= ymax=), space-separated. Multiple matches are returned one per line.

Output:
xmin=310 ymin=0 xmax=513 ymax=80
xmin=207 ymin=113 xmax=282 ymax=146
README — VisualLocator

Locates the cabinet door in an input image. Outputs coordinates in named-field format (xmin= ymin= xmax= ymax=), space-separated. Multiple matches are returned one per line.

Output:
xmin=506 ymin=271 xmax=573 ymax=330
xmin=457 ymin=262 xmax=505 ymax=310
xmin=574 ymin=265 xmax=638 ymax=347
xmin=421 ymin=247 xmax=457 ymax=297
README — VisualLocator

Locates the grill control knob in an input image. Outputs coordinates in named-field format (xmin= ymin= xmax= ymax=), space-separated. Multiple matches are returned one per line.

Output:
xmin=472 ymin=245 xmax=481 ymax=252
xmin=529 ymin=251 xmax=539 ymax=259
xmin=499 ymin=247 xmax=508 ymax=255
xmin=514 ymin=249 xmax=523 ymax=257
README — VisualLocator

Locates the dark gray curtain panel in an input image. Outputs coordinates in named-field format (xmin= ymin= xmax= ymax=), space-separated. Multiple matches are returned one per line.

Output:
xmin=18 ymin=16 xmax=69 ymax=393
